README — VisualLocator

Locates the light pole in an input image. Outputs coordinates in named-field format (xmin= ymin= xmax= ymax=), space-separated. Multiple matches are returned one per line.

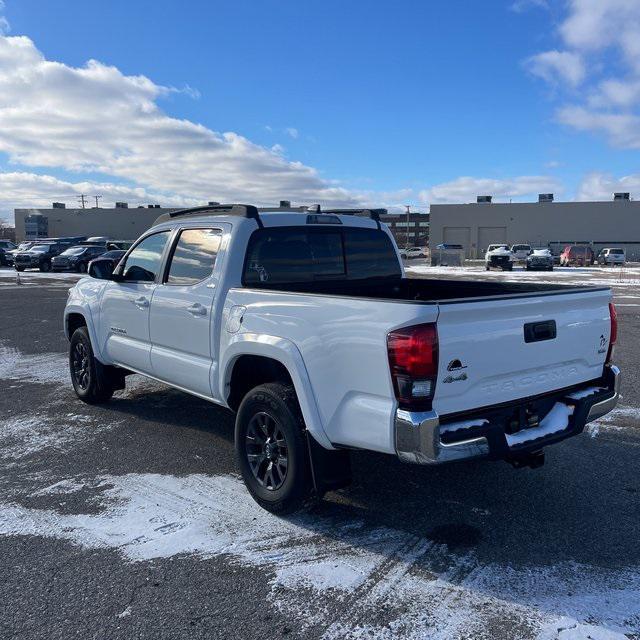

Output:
xmin=405 ymin=205 xmax=410 ymax=249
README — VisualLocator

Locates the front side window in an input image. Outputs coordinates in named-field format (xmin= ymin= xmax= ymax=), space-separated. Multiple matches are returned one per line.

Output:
xmin=121 ymin=231 xmax=170 ymax=282
xmin=166 ymin=228 xmax=222 ymax=285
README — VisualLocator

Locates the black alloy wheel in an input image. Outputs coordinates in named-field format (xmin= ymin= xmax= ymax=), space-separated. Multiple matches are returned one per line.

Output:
xmin=245 ymin=411 xmax=289 ymax=491
xmin=71 ymin=340 xmax=91 ymax=391
xmin=235 ymin=382 xmax=314 ymax=514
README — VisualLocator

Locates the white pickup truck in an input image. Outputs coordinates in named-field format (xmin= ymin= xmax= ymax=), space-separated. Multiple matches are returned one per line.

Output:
xmin=64 ymin=204 xmax=621 ymax=513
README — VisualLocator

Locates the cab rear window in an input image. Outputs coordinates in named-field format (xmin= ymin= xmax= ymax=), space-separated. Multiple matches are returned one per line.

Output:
xmin=243 ymin=227 xmax=401 ymax=286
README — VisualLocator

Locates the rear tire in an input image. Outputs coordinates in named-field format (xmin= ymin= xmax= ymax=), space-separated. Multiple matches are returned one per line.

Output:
xmin=15 ymin=266 xmax=25 ymax=272
xmin=69 ymin=327 xmax=114 ymax=404
xmin=235 ymin=382 xmax=315 ymax=514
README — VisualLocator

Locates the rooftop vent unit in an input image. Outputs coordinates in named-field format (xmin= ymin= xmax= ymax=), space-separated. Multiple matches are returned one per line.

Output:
xmin=477 ymin=195 xmax=492 ymax=204
xmin=115 ymin=201 xmax=128 ymax=208
xmin=614 ymin=192 xmax=630 ymax=201
xmin=52 ymin=202 xmax=66 ymax=209
xmin=208 ymin=201 xmax=220 ymax=206
xmin=279 ymin=200 xmax=291 ymax=208
xmin=539 ymin=193 xmax=554 ymax=203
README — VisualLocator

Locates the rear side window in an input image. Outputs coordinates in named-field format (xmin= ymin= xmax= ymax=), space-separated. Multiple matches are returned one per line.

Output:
xmin=166 ymin=228 xmax=222 ymax=285
xmin=121 ymin=231 xmax=170 ymax=282
xmin=243 ymin=227 xmax=400 ymax=285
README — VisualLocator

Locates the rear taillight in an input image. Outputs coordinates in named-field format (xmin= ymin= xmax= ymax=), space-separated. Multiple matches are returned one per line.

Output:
xmin=607 ymin=302 xmax=617 ymax=364
xmin=387 ymin=323 xmax=438 ymax=410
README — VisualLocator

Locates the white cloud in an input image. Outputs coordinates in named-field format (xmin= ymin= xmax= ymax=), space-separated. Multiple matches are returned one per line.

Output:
xmin=418 ymin=175 xmax=561 ymax=205
xmin=525 ymin=0 xmax=640 ymax=148
xmin=525 ymin=50 xmax=586 ymax=87
xmin=557 ymin=106 xmax=640 ymax=148
xmin=510 ymin=0 xmax=549 ymax=14
xmin=576 ymin=171 xmax=640 ymax=201
xmin=0 ymin=34 xmax=370 ymax=215
xmin=0 ymin=171 xmax=200 ymax=219
xmin=285 ymin=127 xmax=299 ymax=139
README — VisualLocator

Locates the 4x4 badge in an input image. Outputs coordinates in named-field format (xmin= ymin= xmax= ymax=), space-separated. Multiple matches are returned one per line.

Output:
xmin=598 ymin=334 xmax=607 ymax=354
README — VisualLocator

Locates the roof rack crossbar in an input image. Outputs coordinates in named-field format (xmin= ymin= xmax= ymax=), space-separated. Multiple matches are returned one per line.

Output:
xmin=155 ymin=204 xmax=263 ymax=227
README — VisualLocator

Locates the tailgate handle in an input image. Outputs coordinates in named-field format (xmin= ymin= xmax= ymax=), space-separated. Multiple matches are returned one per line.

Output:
xmin=524 ymin=320 xmax=556 ymax=343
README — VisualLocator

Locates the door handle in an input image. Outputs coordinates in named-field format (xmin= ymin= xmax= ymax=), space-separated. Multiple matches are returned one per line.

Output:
xmin=187 ymin=303 xmax=207 ymax=317
xmin=133 ymin=296 xmax=149 ymax=309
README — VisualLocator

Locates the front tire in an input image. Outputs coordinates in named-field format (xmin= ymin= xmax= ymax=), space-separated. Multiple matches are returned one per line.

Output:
xmin=40 ymin=261 xmax=51 ymax=272
xmin=235 ymin=382 xmax=315 ymax=514
xmin=69 ymin=327 xmax=114 ymax=404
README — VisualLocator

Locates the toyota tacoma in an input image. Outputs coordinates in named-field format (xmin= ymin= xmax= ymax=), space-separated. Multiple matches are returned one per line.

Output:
xmin=64 ymin=204 xmax=621 ymax=513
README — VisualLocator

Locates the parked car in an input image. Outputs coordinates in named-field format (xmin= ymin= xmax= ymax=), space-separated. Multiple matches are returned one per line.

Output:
xmin=511 ymin=244 xmax=533 ymax=262
xmin=0 ymin=239 xmax=17 ymax=266
xmin=485 ymin=244 xmax=515 ymax=271
xmin=87 ymin=249 xmax=126 ymax=277
xmin=51 ymin=245 xmax=107 ymax=272
xmin=560 ymin=245 xmax=595 ymax=267
xmin=65 ymin=204 xmax=620 ymax=514
xmin=431 ymin=243 xmax=464 ymax=266
xmin=597 ymin=248 xmax=626 ymax=266
xmin=14 ymin=242 xmax=65 ymax=271
xmin=526 ymin=248 xmax=554 ymax=271
xmin=399 ymin=246 xmax=426 ymax=259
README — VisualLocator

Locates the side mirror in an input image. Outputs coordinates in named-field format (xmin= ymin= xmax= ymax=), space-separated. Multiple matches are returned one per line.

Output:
xmin=88 ymin=260 xmax=115 ymax=280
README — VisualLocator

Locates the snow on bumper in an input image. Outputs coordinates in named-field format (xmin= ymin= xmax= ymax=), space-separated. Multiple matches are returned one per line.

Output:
xmin=395 ymin=365 xmax=621 ymax=465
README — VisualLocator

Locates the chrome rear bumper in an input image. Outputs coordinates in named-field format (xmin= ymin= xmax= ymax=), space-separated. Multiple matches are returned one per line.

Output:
xmin=395 ymin=365 xmax=621 ymax=465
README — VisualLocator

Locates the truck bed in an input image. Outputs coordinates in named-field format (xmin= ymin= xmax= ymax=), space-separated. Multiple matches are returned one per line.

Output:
xmin=247 ymin=276 xmax=606 ymax=303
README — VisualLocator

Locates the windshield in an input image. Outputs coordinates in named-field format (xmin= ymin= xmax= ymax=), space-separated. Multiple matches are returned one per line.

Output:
xmin=512 ymin=245 xmax=530 ymax=251
xmin=61 ymin=247 xmax=85 ymax=256
xmin=102 ymin=250 xmax=125 ymax=259
xmin=532 ymin=249 xmax=551 ymax=256
xmin=30 ymin=245 xmax=51 ymax=253
xmin=609 ymin=249 xmax=624 ymax=254
xmin=18 ymin=243 xmax=32 ymax=250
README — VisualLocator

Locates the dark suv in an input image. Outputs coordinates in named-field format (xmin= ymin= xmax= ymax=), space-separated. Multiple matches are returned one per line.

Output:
xmin=51 ymin=245 xmax=107 ymax=272
xmin=0 ymin=239 xmax=17 ymax=266
xmin=14 ymin=243 xmax=65 ymax=272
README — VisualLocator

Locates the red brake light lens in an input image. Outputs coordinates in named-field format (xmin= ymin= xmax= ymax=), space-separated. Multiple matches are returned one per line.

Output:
xmin=607 ymin=302 xmax=617 ymax=364
xmin=387 ymin=323 xmax=439 ymax=409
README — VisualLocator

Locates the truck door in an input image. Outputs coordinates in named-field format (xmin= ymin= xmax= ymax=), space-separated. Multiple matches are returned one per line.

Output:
xmin=100 ymin=231 xmax=171 ymax=373
xmin=149 ymin=227 xmax=223 ymax=398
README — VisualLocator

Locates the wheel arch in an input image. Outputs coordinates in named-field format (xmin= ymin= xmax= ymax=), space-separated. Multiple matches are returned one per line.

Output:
xmin=221 ymin=334 xmax=332 ymax=449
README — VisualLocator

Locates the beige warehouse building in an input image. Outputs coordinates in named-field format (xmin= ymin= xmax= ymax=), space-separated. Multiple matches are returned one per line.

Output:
xmin=429 ymin=196 xmax=640 ymax=261
xmin=13 ymin=204 xmax=180 ymax=242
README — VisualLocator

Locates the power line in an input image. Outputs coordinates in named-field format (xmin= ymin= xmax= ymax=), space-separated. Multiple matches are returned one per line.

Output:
xmin=77 ymin=194 xmax=88 ymax=209
xmin=93 ymin=195 xmax=102 ymax=208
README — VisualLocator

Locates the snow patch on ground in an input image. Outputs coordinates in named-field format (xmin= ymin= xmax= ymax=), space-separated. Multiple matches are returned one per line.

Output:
xmin=0 ymin=343 xmax=69 ymax=386
xmin=0 ymin=472 xmax=638 ymax=639
xmin=0 ymin=410 xmax=114 ymax=462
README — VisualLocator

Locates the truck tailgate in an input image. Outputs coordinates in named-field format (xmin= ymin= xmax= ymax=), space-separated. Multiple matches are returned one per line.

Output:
xmin=433 ymin=288 xmax=612 ymax=416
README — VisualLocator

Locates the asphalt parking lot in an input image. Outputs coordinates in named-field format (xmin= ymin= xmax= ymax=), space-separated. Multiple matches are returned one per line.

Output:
xmin=1 ymin=265 xmax=639 ymax=640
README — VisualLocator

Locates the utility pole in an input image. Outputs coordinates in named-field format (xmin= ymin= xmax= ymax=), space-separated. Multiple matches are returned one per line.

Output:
xmin=405 ymin=205 xmax=411 ymax=249
xmin=93 ymin=195 xmax=102 ymax=208
xmin=77 ymin=194 xmax=88 ymax=209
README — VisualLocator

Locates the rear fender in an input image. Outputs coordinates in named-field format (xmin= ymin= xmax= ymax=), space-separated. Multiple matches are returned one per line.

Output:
xmin=220 ymin=333 xmax=332 ymax=449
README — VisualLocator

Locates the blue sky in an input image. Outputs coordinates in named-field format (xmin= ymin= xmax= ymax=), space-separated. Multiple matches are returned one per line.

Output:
xmin=0 ymin=0 xmax=639 ymax=220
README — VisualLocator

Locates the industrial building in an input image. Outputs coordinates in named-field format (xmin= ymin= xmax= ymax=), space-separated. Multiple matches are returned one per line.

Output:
xmin=14 ymin=201 xmax=429 ymax=246
xmin=429 ymin=194 xmax=640 ymax=260
xmin=14 ymin=203 xmax=180 ymax=243
xmin=380 ymin=211 xmax=429 ymax=248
